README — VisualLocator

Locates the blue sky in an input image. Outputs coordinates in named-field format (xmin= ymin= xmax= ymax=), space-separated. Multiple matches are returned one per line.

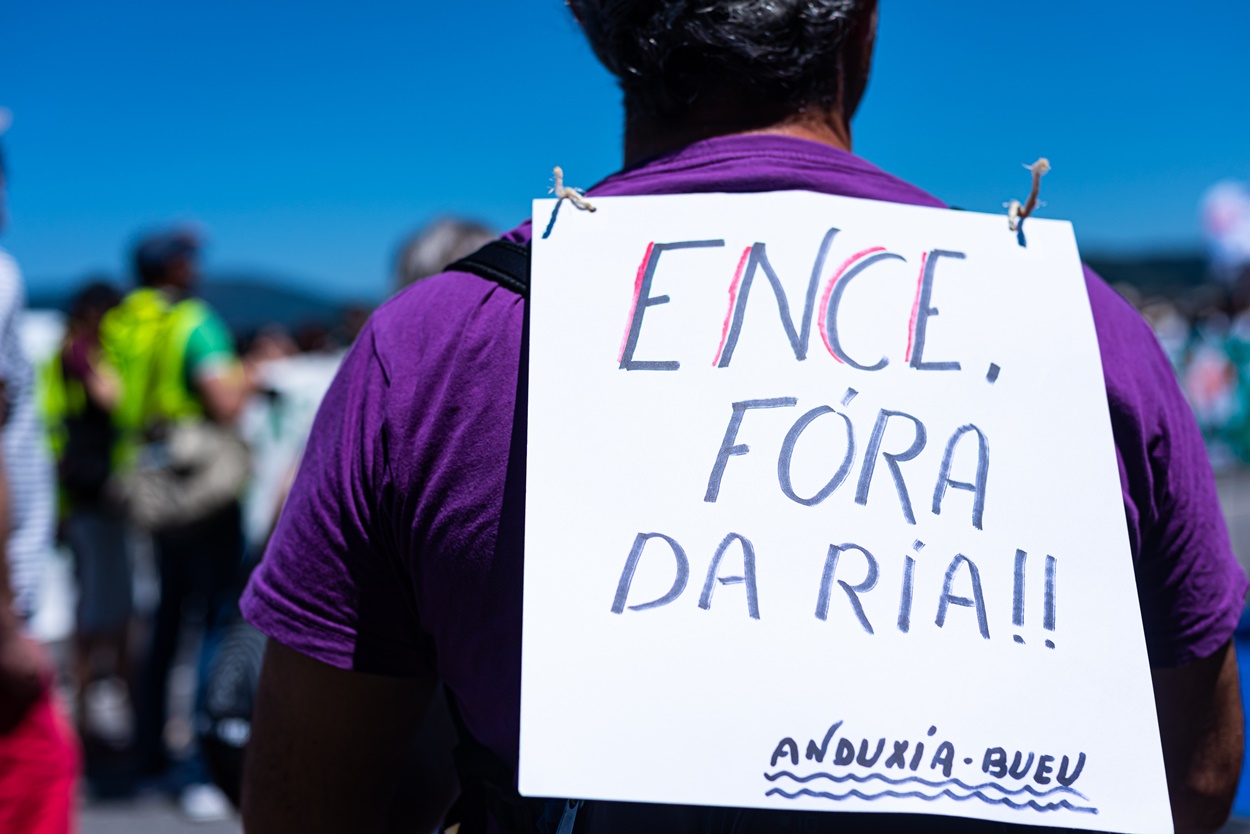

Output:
xmin=2 ymin=1 xmax=1248 ymax=301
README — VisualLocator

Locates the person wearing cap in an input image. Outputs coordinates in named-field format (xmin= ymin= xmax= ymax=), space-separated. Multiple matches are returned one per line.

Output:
xmin=0 ymin=106 xmax=79 ymax=834
xmin=240 ymin=3 xmax=1246 ymax=833
xmin=106 ymin=232 xmax=252 ymax=440
xmin=101 ymin=229 xmax=253 ymax=820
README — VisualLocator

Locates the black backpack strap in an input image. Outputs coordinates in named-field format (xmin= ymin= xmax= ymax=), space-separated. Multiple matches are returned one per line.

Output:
xmin=441 ymin=691 xmax=581 ymax=834
xmin=446 ymin=239 xmax=531 ymax=298
xmin=440 ymin=241 xmax=585 ymax=833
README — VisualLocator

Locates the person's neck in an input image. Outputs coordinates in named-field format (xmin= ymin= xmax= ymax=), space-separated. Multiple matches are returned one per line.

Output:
xmin=148 ymin=282 xmax=188 ymax=300
xmin=623 ymin=108 xmax=853 ymax=168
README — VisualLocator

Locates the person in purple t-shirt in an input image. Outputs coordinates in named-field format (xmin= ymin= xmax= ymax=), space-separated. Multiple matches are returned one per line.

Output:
xmin=240 ymin=2 xmax=1246 ymax=832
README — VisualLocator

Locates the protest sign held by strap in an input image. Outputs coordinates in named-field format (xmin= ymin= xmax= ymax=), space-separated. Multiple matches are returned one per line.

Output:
xmin=520 ymin=190 xmax=1170 ymax=833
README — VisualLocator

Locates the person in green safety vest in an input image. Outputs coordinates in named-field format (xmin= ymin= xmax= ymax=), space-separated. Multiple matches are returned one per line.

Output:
xmin=37 ymin=280 xmax=133 ymax=742
xmin=102 ymin=232 xmax=253 ymax=460
xmin=102 ymin=229 xmax=253 ymax=822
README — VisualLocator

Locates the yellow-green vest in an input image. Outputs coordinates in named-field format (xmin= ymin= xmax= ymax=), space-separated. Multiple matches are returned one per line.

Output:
xmin=37 ymin=350 xmax=86 ymax=462
xmin=100 ymin=288 xmax=213 ymax=462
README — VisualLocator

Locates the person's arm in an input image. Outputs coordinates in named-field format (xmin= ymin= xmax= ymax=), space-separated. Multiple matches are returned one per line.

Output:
xmin=81 ymin=354 xmax=120 ymax=413
xmin=1078 ymin=274 xmax=1247 ymax=832
xmin=195 ymin=362 xmax=256 ymax=424
xmin=241 ymin=640 xmax=435 ymax=834
xmin=239 ymin=316 xmax=457 ymax=831
xmin=183 ymin=307 xmax=257 ymax=424
xmin=1152 ymin=639 xmax=1243 ymax=834
xmin=62 ymin=336 xmax=121 ymax=413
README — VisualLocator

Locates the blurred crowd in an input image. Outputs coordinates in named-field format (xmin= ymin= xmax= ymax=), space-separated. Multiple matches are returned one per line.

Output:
xmin=1132 ymin=274 xmax=1250 ymax=472
xmin=0 ymin=208 xmax=493 ymax=826
xmin=1159 ymin=178 xmax=1250 ymax=469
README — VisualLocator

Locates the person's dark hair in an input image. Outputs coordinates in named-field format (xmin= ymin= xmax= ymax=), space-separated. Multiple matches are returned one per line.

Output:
xmin=135 ymin=256 xmax=165 ymax=287
xmin=68 ymin=280 xmax=122 ymax=323
xmin=570 ymin=0 xmax=873 ymax=127
xmin=132 ymin=229 xmax=199 ymax=286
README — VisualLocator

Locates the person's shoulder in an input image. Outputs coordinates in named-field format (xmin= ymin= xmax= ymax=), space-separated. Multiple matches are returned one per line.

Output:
xmin=366 ymin=259 xmax=526 ymax=387
xmin=1083 ymin=264 xmax=1209 ymax=543
xmin=177 ymin=296 xmax=225 ymax=328
xmin=1083 ymin=265 xmax=1179 ymax=417
xmin=192 ymin=300 xmax=232 ymax=337
xmin=341 ymin=258 xmax=527 ymax=493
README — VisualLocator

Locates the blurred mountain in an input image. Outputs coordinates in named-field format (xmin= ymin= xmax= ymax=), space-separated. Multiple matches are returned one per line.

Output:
xmin=28 ymin=274 xmax=353 ymax=335
xmin=196 ymin=275 xmax=353 ymax=334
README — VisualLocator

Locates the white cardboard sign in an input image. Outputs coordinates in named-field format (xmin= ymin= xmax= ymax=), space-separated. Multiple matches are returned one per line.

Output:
xmin=520 ymin=191 xmax=1170 ymax=833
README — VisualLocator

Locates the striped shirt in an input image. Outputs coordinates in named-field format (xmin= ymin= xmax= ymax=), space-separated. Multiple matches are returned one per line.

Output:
xmin=0 ymin=247 xmax=55 ymax=621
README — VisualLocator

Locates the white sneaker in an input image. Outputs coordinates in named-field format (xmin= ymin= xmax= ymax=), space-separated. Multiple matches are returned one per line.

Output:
xmin=180 ymin=782 xmax=232 ymax=823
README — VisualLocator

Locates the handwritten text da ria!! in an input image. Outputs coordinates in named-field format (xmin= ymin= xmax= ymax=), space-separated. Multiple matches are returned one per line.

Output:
xmin=609 ymin=229 xmax=1062 ymax=650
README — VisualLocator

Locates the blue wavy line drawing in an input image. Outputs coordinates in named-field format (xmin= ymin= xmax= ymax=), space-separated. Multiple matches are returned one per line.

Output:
xmin=765 ymin=787 xmax=1098 ymax=815
xmin=764 ymin=771 xmax=1089 ymax=802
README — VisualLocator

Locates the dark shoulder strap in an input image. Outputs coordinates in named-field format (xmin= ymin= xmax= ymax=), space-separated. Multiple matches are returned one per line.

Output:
xmin=446 ymin=239 xmax=531 ymax=298
xmin=441 ymin=690 xmax=581 ymax=834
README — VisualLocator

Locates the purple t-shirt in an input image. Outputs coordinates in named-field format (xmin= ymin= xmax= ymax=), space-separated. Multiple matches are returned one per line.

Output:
xmin=242 ymin=134 xmax=1247 ymax=767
